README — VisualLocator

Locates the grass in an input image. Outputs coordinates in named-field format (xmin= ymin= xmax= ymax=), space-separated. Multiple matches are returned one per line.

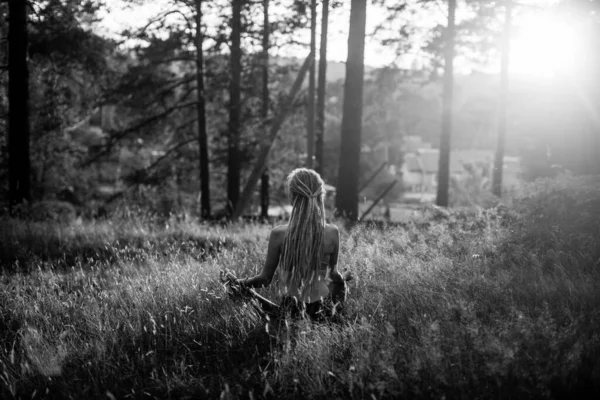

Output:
xmin=1 ymin=175 xmax=600 ymax=399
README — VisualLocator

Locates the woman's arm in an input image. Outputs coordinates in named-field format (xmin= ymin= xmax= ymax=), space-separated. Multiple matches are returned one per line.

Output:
xmin=328 ymin=226 xmax=343 ymax=282
xmin=238 ymin=227 xmax=283 ymax=288
xmin=327 ymin=226 xmax=347 ymax=305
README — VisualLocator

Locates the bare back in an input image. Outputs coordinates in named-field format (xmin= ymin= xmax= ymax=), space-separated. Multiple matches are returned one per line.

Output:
xmin=255 ymin=223 xmax=339 ymax=303
xmin=271 ymin=223 xmax=339 ymax=268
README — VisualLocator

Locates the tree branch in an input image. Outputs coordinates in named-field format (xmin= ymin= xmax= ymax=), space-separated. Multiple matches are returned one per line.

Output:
xmin=133 ymin=8 xmax=194 ymax=41
xmin=65 ymin=109 xmax=98 ymax=133
xmin=81 ymin=87 xmax=197 ymax=167
xmin=141 ymin=76 xmax=195 ymax=109
xmin=152 ymin=56 xmax=196 ymax=66
xmin=104 ymin=133 xmax=198 ymax=205
xmin=233 ymin=51 xmax=314 ymax=220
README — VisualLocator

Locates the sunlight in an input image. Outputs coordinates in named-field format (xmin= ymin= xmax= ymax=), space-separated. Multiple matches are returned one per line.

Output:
xmin=511 ymin=10 xmax=582 ymax=77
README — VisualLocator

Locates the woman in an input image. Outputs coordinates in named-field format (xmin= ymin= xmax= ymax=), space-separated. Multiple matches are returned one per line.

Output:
xmin=236 ymin=168 xmax=346 ymax=320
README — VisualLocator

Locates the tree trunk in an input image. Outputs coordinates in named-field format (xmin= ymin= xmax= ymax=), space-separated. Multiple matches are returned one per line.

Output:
xmin=260 ymin=0 xmax=270 ymax=219
xmin=260 ymin=171 xmax=269 ymax=218
xmin=335 ymin=0 xmax=367 ymax=220
xmin=435 ymin=0 xmax=456 ymax=208
xmin=587 ymin=12 xmax=600 ymax=173
xmin=306 ymin=0 xmax=317 ymax=169
xmin=315 ymin=0 xmax=329 ymax=175
xmin=7 ymin=0 xmax=31 ymax=210
xmin=196 ymin=0 xmax=210 ymax=218
xmin=492 ymin=0 xmax=511 ymax=198
xmin=227 ymin=0 xmax=242 ymax=215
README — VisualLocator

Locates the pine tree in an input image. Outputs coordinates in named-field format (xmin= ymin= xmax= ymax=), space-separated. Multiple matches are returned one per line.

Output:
xmin=336 ymin=0 xmax=367 ymax=220
xmin=435 ymin=0 xmax=456 ymax=208
xmin=492 ymin=0 xmax=512 ymax=198
xmin=227 ymin=0 xmax=242 ymax=214
xmin=306 ymin=0 xmax=317 ymax=169
xmin=315 ymin=0 xmax=329 ymax=175
xmin=7 ymin=0 xmax=31 ymax=210
xmin=260 ymin=0 xmax=270 ymax=219
xmin=195 ymin=0 xmax=210 ymax=218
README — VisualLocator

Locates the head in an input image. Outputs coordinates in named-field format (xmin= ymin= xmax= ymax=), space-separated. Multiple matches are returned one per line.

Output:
xmin=286 ymin=168 xmax=326 ymax=207
xmin=281 ymin=168 xmax=327 ymax=294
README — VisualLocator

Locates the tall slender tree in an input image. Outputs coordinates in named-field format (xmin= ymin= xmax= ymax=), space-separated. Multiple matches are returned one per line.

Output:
xmin=228 ymin=0 xmax=242 ymax=214
xmin=492 ymin=0 xmax=512 ymax=197
xmin=195 ymin=0 xmax=210 ymax=218
xmin=260 ymin=0 xmax=270 ymax=219
xmin=306 ymin=0 xmax=317 ymax=169
xmin=336 ymin=0 xmax=367 ymax=220
xmin=315 ymin=0 xmax=329 ymax=175
xmin=435 ymin=0 xmax=456 ymax=207
xmin=7 ymin=0 xmax=31 ymax=210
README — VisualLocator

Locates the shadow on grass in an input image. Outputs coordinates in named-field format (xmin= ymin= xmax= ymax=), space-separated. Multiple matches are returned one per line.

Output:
xmin=4 ymin=316 xmax=279 ymax=399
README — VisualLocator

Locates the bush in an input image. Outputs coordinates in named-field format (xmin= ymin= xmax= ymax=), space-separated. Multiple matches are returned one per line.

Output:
xmin=8 ymin=200 xmax=78 ymax=223
xmin=510 ymin=174 xmax=600 ymax=273
xmin=449 ymin=165 xmax=501 ymax=209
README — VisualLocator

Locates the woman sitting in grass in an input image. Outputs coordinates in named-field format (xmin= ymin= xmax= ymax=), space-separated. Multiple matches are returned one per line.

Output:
xmin=236 ymin=168 xmax=347 ymax=320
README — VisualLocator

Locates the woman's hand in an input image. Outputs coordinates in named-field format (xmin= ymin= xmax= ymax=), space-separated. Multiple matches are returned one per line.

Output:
xmin=329 ymin=269 xmax=344 ymax=284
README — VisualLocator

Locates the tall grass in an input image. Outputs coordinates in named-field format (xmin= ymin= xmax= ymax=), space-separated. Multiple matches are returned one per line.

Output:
xmin=1 ymin=175 xmax=600 ymax=399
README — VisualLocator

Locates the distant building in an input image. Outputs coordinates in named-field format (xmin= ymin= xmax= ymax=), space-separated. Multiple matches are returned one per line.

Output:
xmin=401 ymin=148 xmax=465 ymax=193
xmin=399 ymin=145 xmax=521 ymax=196
xmin=402 ymin=135 xmax=432 ymax=153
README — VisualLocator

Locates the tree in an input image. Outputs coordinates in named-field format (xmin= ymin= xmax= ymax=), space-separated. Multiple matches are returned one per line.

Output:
xmin=306 ymin=0 xmax=317 ymax=169
xmin=5 ymin=1 xmax=111 ymax=207
xmin=436 ymin=0 xmax=456 ymax=208
xmin=107 ymin=0 xmax=318 ymax=215
xmin=195 ymin=0 xmax=210 ymax=218
xmin=78 ymin=0 xmax=225 ymax=214
xmin=336 ymin=0 xmax=367 ymax=220
xmin=7 ymin=0 xmax=31 ymax=210
xmin=228 ymin=0 xmax=242 ymax=214
xmin=492 ymin=0 xmax=512 ymax=197
xmin=315 ymin=0 xmax=329 ymax=175
xmin=260 ymin=0 xmax=270 ymax=219
xmin=570 ymin=0 xmax=600 ymax=173
xmin=0 ymin=3 xmax=6 ymax=197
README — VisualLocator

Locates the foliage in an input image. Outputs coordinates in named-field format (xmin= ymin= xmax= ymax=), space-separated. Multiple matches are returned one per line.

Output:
xmin=506 ymin=174 xmax=600 ymax=276
xmin=0 ymin=1 xmax=117 ymax=204
xmin=1 ymin=176 xmax=599 ymax=398
xmin=449 ymin=161 xmax=500 ymax=208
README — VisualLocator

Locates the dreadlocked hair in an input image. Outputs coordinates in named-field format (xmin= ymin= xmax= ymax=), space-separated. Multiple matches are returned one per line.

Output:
xmin=280 ymin=168 xmax=327 ymax=297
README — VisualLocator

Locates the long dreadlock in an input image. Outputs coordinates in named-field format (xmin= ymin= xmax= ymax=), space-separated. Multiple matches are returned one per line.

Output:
xmin=280 ymin=168 xmax=326 ymax=297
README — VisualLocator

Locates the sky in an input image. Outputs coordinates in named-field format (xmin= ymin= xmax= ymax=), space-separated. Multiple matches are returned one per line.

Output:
xmin=97 ymin=0 xmax=411 ymax=67
xmin=97 ymin=0 xmax=577 ymax=78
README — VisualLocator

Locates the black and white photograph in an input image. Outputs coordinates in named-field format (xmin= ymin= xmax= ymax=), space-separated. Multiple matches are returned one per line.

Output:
xmin=1 ymin=0 xmax=599 ymax=398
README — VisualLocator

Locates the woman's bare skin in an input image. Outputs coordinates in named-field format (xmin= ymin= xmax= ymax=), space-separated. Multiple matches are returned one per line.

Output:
xmin=241 ymin=223 xmax=344 ymax=292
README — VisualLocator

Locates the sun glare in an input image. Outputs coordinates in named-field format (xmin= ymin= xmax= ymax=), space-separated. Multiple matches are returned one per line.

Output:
xmin=510 ymin=11 xmax=581 ymax=77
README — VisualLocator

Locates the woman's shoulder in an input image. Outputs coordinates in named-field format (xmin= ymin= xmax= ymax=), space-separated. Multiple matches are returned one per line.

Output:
xmin=324 ymin=223 xmax=339 ymax=238
xmin=325 ymin=223 xmax=339 ymax=232
xmin=272 ymin=223 xmax=288 ymax=232
xmin=270 ymin=224 xmax=288 ymax=238
xmin=267 ymin=224 xmax=288 ymax=247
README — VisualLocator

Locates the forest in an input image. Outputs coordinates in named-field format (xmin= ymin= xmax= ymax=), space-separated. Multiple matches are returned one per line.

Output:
xmin=1 ymin=0 xmax=600 ymax=398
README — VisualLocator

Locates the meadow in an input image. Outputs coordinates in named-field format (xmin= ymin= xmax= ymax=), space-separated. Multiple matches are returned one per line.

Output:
xmin=1 ymin=175 xmax=600 ymax=399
